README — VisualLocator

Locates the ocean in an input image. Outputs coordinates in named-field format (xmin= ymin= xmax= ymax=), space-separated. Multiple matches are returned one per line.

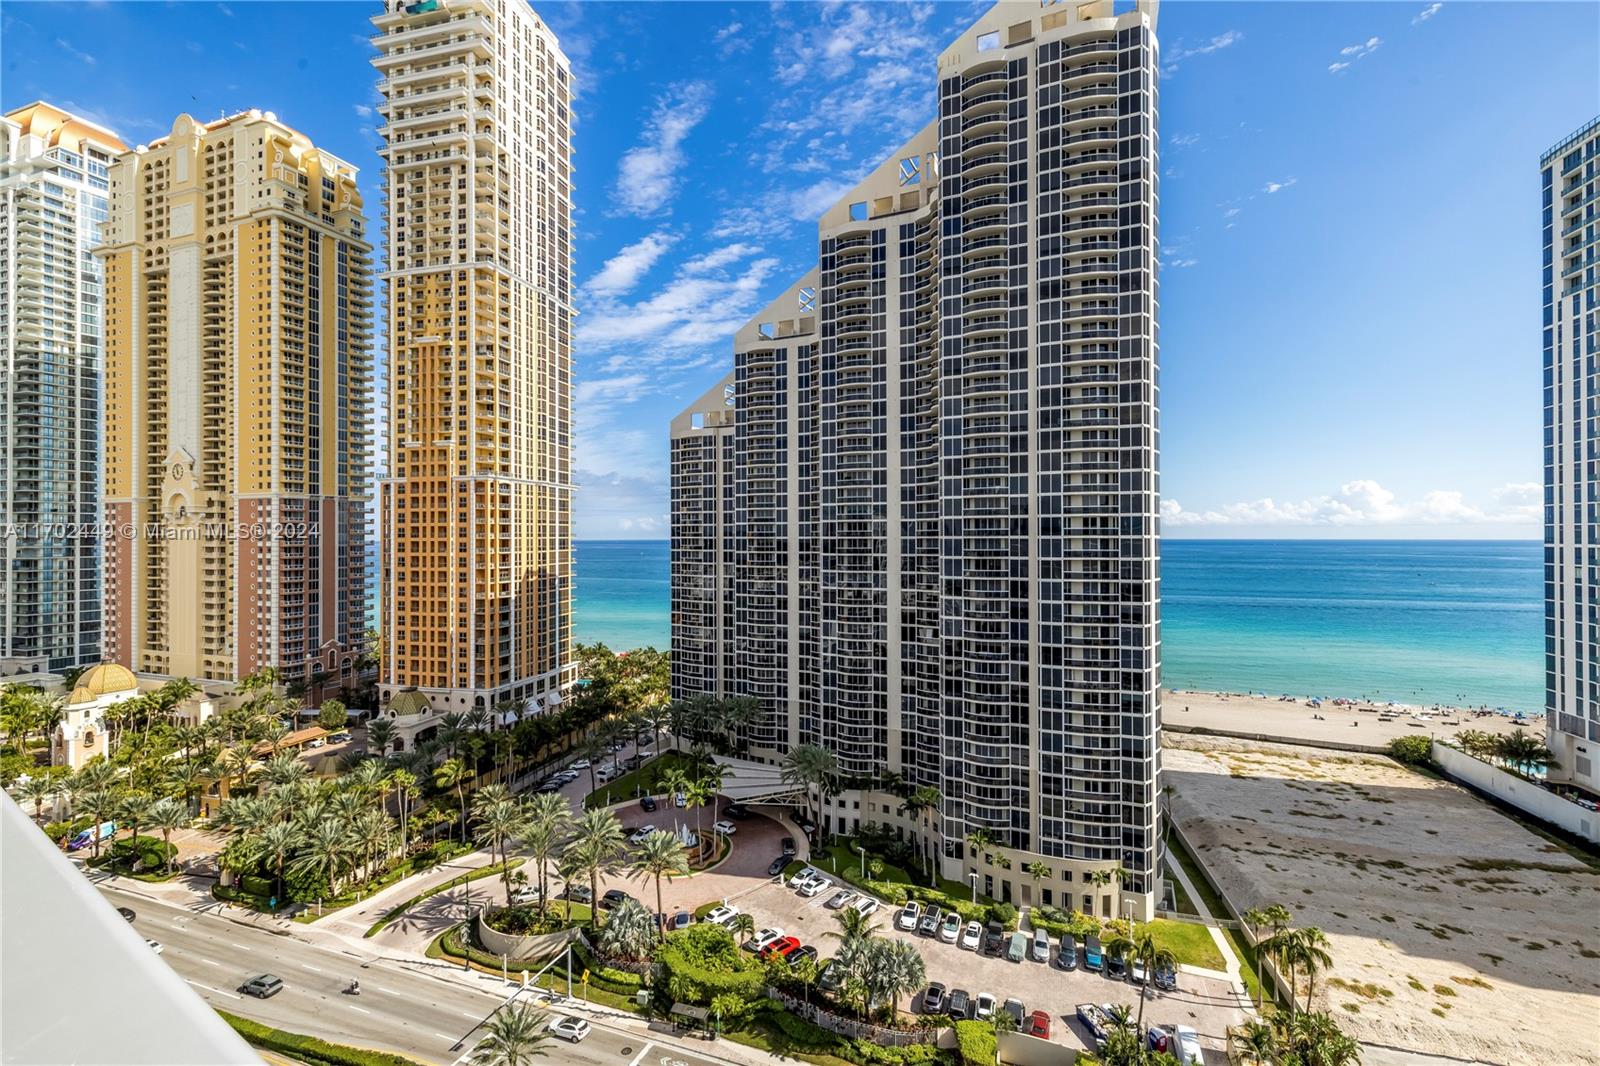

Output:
xmin=573 ymin=539 xmax=1544 ymax=714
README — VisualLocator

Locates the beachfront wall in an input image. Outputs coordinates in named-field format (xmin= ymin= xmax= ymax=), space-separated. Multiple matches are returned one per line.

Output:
xmin=1431 ymin=742 xmax=1600 ymax=844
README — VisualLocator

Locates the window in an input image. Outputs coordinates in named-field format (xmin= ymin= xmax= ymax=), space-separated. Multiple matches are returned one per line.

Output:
xmin=976 ymin=30 xmax=1000 ymax=51
xmin=848 ymin=201 xmax=869 ymax=221
xmin=798 ymin=286 xmax=816 ymax=312
xmin=899 ymin=156 xmax=921 ymax=186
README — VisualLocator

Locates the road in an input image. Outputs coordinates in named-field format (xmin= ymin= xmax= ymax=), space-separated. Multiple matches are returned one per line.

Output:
xmin=100 ymin=884 xmax=739 ymax=1066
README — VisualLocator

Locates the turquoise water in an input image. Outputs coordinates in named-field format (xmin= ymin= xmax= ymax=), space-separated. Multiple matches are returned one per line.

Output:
xmin=573 ymin=539 xmax=1544 ymax=714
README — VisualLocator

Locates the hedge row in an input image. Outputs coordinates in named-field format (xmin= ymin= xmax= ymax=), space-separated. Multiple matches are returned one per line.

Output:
xmin=215 ymin=1009 xmax=423 ymax=1066
xmin=953 ymin=1021 xmax=996 ymax=1066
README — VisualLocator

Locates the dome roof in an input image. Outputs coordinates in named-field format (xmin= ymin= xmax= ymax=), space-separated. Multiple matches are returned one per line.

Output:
xmin=79 ymin=663 xmax=138 ymax=696
xmin=65 ymin=686 xmax=97 ymax=706
xmin=390 ymin=691 xmax=431 ymax=717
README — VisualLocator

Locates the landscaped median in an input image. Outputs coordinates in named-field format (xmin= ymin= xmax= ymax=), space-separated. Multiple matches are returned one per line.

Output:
xmin=582 ymin=750 xmax=699 ymax=809
xmin=364 ymin=857 xmax=524 ymax=937
xmin=215 ymin=1009 xmax=423 ymax=1066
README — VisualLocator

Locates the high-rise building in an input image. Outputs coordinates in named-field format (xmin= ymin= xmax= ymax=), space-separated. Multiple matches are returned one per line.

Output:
xmin=0 ymin=103 xmax=124 ymax=676
xmin=95 ymin=110 xmax=373 ymax=689
xmin=372 ymin=0 xmax=575 ymax=746
xmin=668 ymin=374 xmax=736 ymax=703
xmin=671 ymin=0 xmax=1163 ymax=917
xmin=1544 ymin=115 xmax=1599 ymax=794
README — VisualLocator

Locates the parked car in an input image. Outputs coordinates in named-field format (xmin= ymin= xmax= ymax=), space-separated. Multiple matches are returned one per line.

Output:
xmin=960 ymin=920 xmax=982 ymax=950
xmin=1006 ymin=931 xmax=1027 ymax=963
xmin=799 ymin=876 xmax=832 ymax=898
xmin=712 ymin=820 xmax=737 ymax=836
xmin=565 ymin=884 xmax=594 ymax=905
xmin=1129 ymin=958 xmax=1147 ymax=985
xmin=723 ymin=804 xmax=751 ymax=820
xmin=1031 ymin=927 xmax=1051 ymax=963
xmin=1106 ymin=948 xmax=1127 ymax=979
xmin=1002 ymin=998 xmax=1025 ymax=1027
xmin=640 ymin=795 xmax=658 ymax=812
xmin=600 ymin=889 xmax=631 ymax=911
xmin=704 ymin=904 xmax=739 ymax=926
xmin=550 ymin=1017 xmax=590 ymax=1043
xmin=973 ymin=993 xmax=996 ymax=1022
xmin=760 ymin=936 xmax=802 ymax=961
xmin=627 ymin=824 xmax=658 ymax=845
xmin=746 ymin=927 xmax=786 ymax=953
xmin=1058 ymin=934 xmax=1079 ymax=970
xmin=851 ymin=896 xmax=879 ymax=917
xmin=826 ymin=890 xmax=856 ymax=913
xmin=571 ymin=759 xmax=590 ymax=770
xmin=673 ymin=791 xmax=687 ymax=808
xmin=918 ymin=905 xmax=943 ymax=937
xmin=1172 ymin=1026 xmax=1203 ymax=1065
xmin=1027 ymin=1010 xmax=1051 ymax=1039
xmin=666 ymin=911 xmax=693 ymax=932
xmin=510 ymin=886 xmax=545 ymax=905
xmin=240 ymin=974 xmax=284 ymax=999
xmin=789 ymin=866 xmax=821 ymax=888
xmin=921 ymin=983 xmax=947 ymax=1014
xmin=939 ymin=912 xmax=961 ymax=943
xmin=1153 ymin=958 xmax=1178 ymax=991
xmin=982 ymin=919 xmax=1005 ymax=954
xmin=307 ymin=738 xmax=326 ymax=749
xmin=328 ymin=731 xmax=352 ymax=744
xmin=768 ymin=855 xmax=789 ymax=877
xmin=947 ymin=989 xmax=972 ymax=1019
xmin=787 ymin=945 xmax=819 ymax=967
xmin=781 ymin=836 xmax=797 ymax=856
xmin=817 ymin=960 xmax=846 ymax=993
xmin=1084 ymin=934 xmax=1104 ymax=972
xmin=897 ymin=901 xmax=923 ymax=931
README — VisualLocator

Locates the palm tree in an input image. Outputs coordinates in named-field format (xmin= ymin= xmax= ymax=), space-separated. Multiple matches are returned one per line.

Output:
xmin=117 ymin=791 xmax=154 ymax=849
xmin=346 ymin=758 xmax=388 ymax=800
xmin=433 ymin=758 xmax=468 ymax=843
xmin=629 ymin=830 xmax=689 ymax=939
xmin=389 ymin=769 xmax=417 ymax=853
xmin=896 ymin=785 xmax=942 ymax=881
xmin=290 ymin=817 xmax=353 ymax=899
xmin=576 ymin=732 xmax=609 ymax=796
xmin=147 ymin=797 xmax=188 ymax=875
xmin=597 ymin=898 xmax=656 ymax=961
xmin=564 ymin=808 xmax=624 ymax=930
xmin=728 ymin=912 xmax=757 ymax=942
xmin=1107 ymin=927 xmax=1175 ymax=1034
xmin=1234 ymin=1019 xmax=1278 ymax=1066
xmin=366 ymin=717 xmax=397 ymax=757
xmin=520 ymin=791 xmax=570 ymax=923
xmin=78 ymin=789 xmax=117 ymax=859
xmin=255 ymin=820 xmax=301 ymax=905
xmin=18 ymin=775 xmax=55 ymax=822
xmin=780 ymin=743 xmax=838 ymax=842
xmin=1287 ymin=927 xmax=1334 ymax=1013
xmin=1024 ymin=860 xmax=1051 ymax=909
xmin=683 ymin=777 xmax=713 ymax=850
xmin=438 ymin=711 xmax=467 ymax=759
xmin=474 ymin=798 xmax=526 ymax=902
xmin=1244 ymin=903 xmax=1291 ymax=1008
xmin=467 ymin=1002 xmax=551 ymax=1066
xmin=825 ymin=904 xmax=881 ymax=946
xmin=879 ymin=938 xmax=926 ymax=1021
xmin=658 ymin=766 xmax=688 ymax=811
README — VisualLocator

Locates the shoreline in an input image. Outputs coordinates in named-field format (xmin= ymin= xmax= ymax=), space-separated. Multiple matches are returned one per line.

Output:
xmin=1164 ymin=688 xmax=1544 ymax=747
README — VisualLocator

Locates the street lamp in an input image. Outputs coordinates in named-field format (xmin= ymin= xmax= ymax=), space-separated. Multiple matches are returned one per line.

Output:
xmin=856 ymin=845 xmax=867 ymax=880
xmin=1124 ymin=898 xmax=1135 ymax=933
xmin=967 ymin=871 xmax=978 ymax=904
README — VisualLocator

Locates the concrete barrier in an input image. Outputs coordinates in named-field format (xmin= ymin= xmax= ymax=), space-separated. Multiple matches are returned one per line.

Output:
xmin=476 ymin=913 xmax=576 ymax=961
xmin=1430 ymin=742 xmax=1600 ymax=844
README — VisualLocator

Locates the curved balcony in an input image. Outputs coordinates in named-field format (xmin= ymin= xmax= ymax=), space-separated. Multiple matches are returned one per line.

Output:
xmin=960 ymin=92 xmax=1008 ymax=120
xmin=961 ymin=134 xmax=1008 ymax=161
xmin=960 ymin=63 xmax=1008 ymax=96
xmin=962 ymin=195 xmax=1009 ymax=223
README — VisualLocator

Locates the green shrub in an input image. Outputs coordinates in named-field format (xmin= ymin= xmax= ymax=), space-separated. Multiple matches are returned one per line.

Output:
xmin=239 ymin=874 xmax=274 ymax=898
xmin=655 ymin=923 xmax=764 ymax=1006
xmin=1389 ymin=735 xmax=1434 ymax=766
xmin=216 ymin=1009 xmax=421 ymax=1066
xmin=954 ymin=1021 xmax=996 ymax=1066
xmin=765 ymin=1005 xmax=839 ymax=1049
xmin=842 ymin=1040 xmax=945 ymax=1066
xmin=1028 ymin=916 xmax=1069 ymax=937
xmin=986 ymin=902 xmax=1018 ymax=929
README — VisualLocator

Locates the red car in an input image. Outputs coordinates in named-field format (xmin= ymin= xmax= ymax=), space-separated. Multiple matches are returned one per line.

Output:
xmin=1027 ymin=1011 xmax=1050 ymax=1039
xmin=760 ymin=936 xmax=802 ymax=961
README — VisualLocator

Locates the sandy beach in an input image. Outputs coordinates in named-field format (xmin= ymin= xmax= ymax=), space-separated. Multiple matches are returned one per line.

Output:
xmin=1165 ymin=689 xmax=1543 ymax=749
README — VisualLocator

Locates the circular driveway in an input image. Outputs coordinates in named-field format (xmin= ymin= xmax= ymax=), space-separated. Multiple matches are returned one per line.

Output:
xmin=599 ymin=797 xmax=791 ymax=913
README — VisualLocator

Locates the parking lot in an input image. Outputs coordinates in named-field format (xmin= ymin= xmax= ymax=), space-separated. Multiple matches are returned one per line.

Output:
xmin=726 ymin=876 xmax=1243 ymax=1058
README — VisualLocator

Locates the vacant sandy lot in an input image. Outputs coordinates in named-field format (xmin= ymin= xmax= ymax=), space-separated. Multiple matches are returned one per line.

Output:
xmin=1166 ymin=735 xmax=1600 ymax=1065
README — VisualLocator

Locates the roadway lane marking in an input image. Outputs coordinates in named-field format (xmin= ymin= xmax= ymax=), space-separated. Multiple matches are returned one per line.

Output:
xmin=185 ymin=980 xmax=240 ymax=1000
xmin=460 ymin=1011 xmax=478 ymax=1020
xmin=627 ymin=1042 xmax=654 ymax=1066
xmin=301 ymin=963 xmax=323 ymax=972
xmin=348 ymin=1005 xmax=371 ymax=1014
xmin=201 ymin=958 xmax=220 ymax=966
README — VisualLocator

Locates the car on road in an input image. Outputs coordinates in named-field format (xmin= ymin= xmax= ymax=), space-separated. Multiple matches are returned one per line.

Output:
xmin=781 ymin=836 xmax=797 ymax=856
xmin=723 ymin=804 xmax=751 ymax=820
xmin=760 ymin=936 xmax=802 ymax=961
xmin=768 ymin=855 xmax=789 ymax=877
xmin=712 ymin=820 xmax=737 ymax=835
xmin=116 ymin=906 xmax=136 ymax=923
xmin=240 ymin=974 xmax=284 ymax=999
xmin=666 ymin=911 xmax=693 ymax=932
xmin=921 ymin=983 xmax=947 ymax=1014
xmin=550 ymin=1017 xmax=590 ymax=1043
xmin=640 ymin=795 xmax=658 ymax=812
xmin=959 ymin=921 xmax=982 ymax=950
xmin=704 ymin=904 xmax=739 ymax=926
xmin=825 ymin=889 xmax=858 ymax=910
xmin=1153 ymin=959 xmax=1178 ymax=991
xmin=787 ymin=945 xmax=819 ymax=967
xmin=1027 ymin=1010 xmax=1051 ymax=1039
xmin=947 ymin=988 xmax=971 ymax=1019
xmin=1084 ymin=934 xmax=1104 ymax=971
xmin=627 ymin=825 xmax=658 ymax=845
xmin=1057 ymin=934 xmax=1079 ymax=970
xmin=939 ymin=913 xmax=961 ymax=943
xmin=1031 ymin=927 xmax=1050 ymax=963
xmin=510 ymin=886 xmax=545 ymax=905
xmin=799 ymin=876 xmax=831 ymax=898
xmin=746 ymin=927 xmax=786 ymax=953
xmin=917 ymin=905 xmax=942 ymax=937
xmin=973 ymin=993 xmax=996 ymax=1022
xmin=850 ymin=896 xmax=879 ymax=917
xmin=982 ymin=920 xmax=1005 ymax=954
xmin=1002 ymin=998 xmax=1025 ymax=1027
xmin=571 ymin=759 xmax=590 ymax=769
xmin=145 ymin=939 xmax=163 ymax=954
xmin=600 ymin=889 xmax=631 ymax=911
xmin=897 ymin=901 xmax=923 ymax=931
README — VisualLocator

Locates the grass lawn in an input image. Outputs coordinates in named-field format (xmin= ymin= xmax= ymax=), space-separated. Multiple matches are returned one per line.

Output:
xmin=584 ymin=750 xmax=701 ymax=809
xmin=1165 ymin=833 xmax=1276 ymax=1008
xmin=817 ymin=842 xmax=913 ymax=884
xmin=1145 ymin=917 xmax=1224 ymax=970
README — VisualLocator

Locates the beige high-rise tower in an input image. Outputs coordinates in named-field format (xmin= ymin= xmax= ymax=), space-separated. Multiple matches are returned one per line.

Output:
xmin=96 ymin=110 xmax=373 ymax=689
xmin=372 ymin=0 xmax=574 ymax=744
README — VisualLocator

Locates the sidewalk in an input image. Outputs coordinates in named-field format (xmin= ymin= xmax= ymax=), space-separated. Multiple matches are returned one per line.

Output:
xmin=1163 ymin=853 xmax=1253 ymax=1012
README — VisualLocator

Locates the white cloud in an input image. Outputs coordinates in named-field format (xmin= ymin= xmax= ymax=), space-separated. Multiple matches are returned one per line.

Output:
xmin=713 ymin=20 xmax=750 ymax=56
xmin=682 ymin=243 xmax=756 ymax=274
xmin=353 ymin=104 xmax=373 ymax=118
xmin=1164 ymin=257 xmax=1199 ymax=269
xmin=1169 ymin=133 xmax=1201 ymax=148
xmin=575 ymin=467 xmax=669 ymax=539
xmin=1162 ymin=30 xmax=1242 ymax=74
xmin=1162 ymin=480 xmax=1541 ymax=529
xmin=611 ymin=81 xmax=713 ymax=218
xmin=56 ymin=99 xmax=160 ymax=136
xmin=574 ymin=374 xmax=650 ymax=406
xmin=1330 ymin=36 xmax=1381 ymax=72
xmin=584 ymin=230 xmax=677 ymax=297
xmin=1413 ymin=3 xmax=1444 ymax=25
xmin=55 ymin=38 xmax=95 ymax=65
xmin=1327 ymin=61 xmax=1351 ymax=74
xmin=1262 ymin=178 xmax=1297 ymax=194
xmin=579 ymin=255 xmax=781 ymax=352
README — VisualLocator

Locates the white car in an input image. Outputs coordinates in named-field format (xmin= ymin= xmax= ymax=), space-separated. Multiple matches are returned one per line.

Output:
xmin=674 ymin=791 xmax=687 ymax=807
xmin=1173 ymin=1025 xmax=1203 ymax=1066
xmin=746 ymin=927 xmax=786 ymax=953
xmin=974 ymin=992 xmax=996 ymax=1022
xmin=939 ymin=912 xmax=961 ymax=943
xmin=960 ymin=920 xmax=982 ymax=950
xmin=789 ymin=866 xmax=821 ymax=889
xmin=549 ymin=1017 xmax=590 ymax=1043
xmin=825 ymin=889 xmax=858 ymax=910
xmin=510 ymin=886 xmax=544 ymax=905
xmin=704 ymin=904 xmax=739 ymax=926
xmin=627 ymin=824 xmax=657 ymax=845
xmin=145 ymin=938 xmax=163 ymax=955
xmin=896 ymin=901 xmax=923 ymax=931
xmin=571 ymin=759 xmax=590 ymax=770
xmin=800 ymin=876 xmax=832 ymax=898
xmin=712 ymin=820 xmax=736 ymax=835
xmin=851 ymin=896 xmax=879 ymax=917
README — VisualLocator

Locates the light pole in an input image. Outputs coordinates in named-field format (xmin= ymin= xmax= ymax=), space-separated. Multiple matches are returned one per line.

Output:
xmin=856 ymin=845 xmax=867 ymax=880
xmin=967 ymin=872 xmax=978 ymax=904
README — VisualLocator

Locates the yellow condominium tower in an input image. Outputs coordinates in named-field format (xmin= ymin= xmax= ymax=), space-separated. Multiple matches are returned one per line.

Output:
xmin=95 ymin=110 xmax=374 ymax=689
xmin=373 ymin=0 xmax=574 ymax=736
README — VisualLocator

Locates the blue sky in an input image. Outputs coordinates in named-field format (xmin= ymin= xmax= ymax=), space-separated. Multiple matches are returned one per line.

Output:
xmin=6 ymin=1 xmax=1596 ymax=540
